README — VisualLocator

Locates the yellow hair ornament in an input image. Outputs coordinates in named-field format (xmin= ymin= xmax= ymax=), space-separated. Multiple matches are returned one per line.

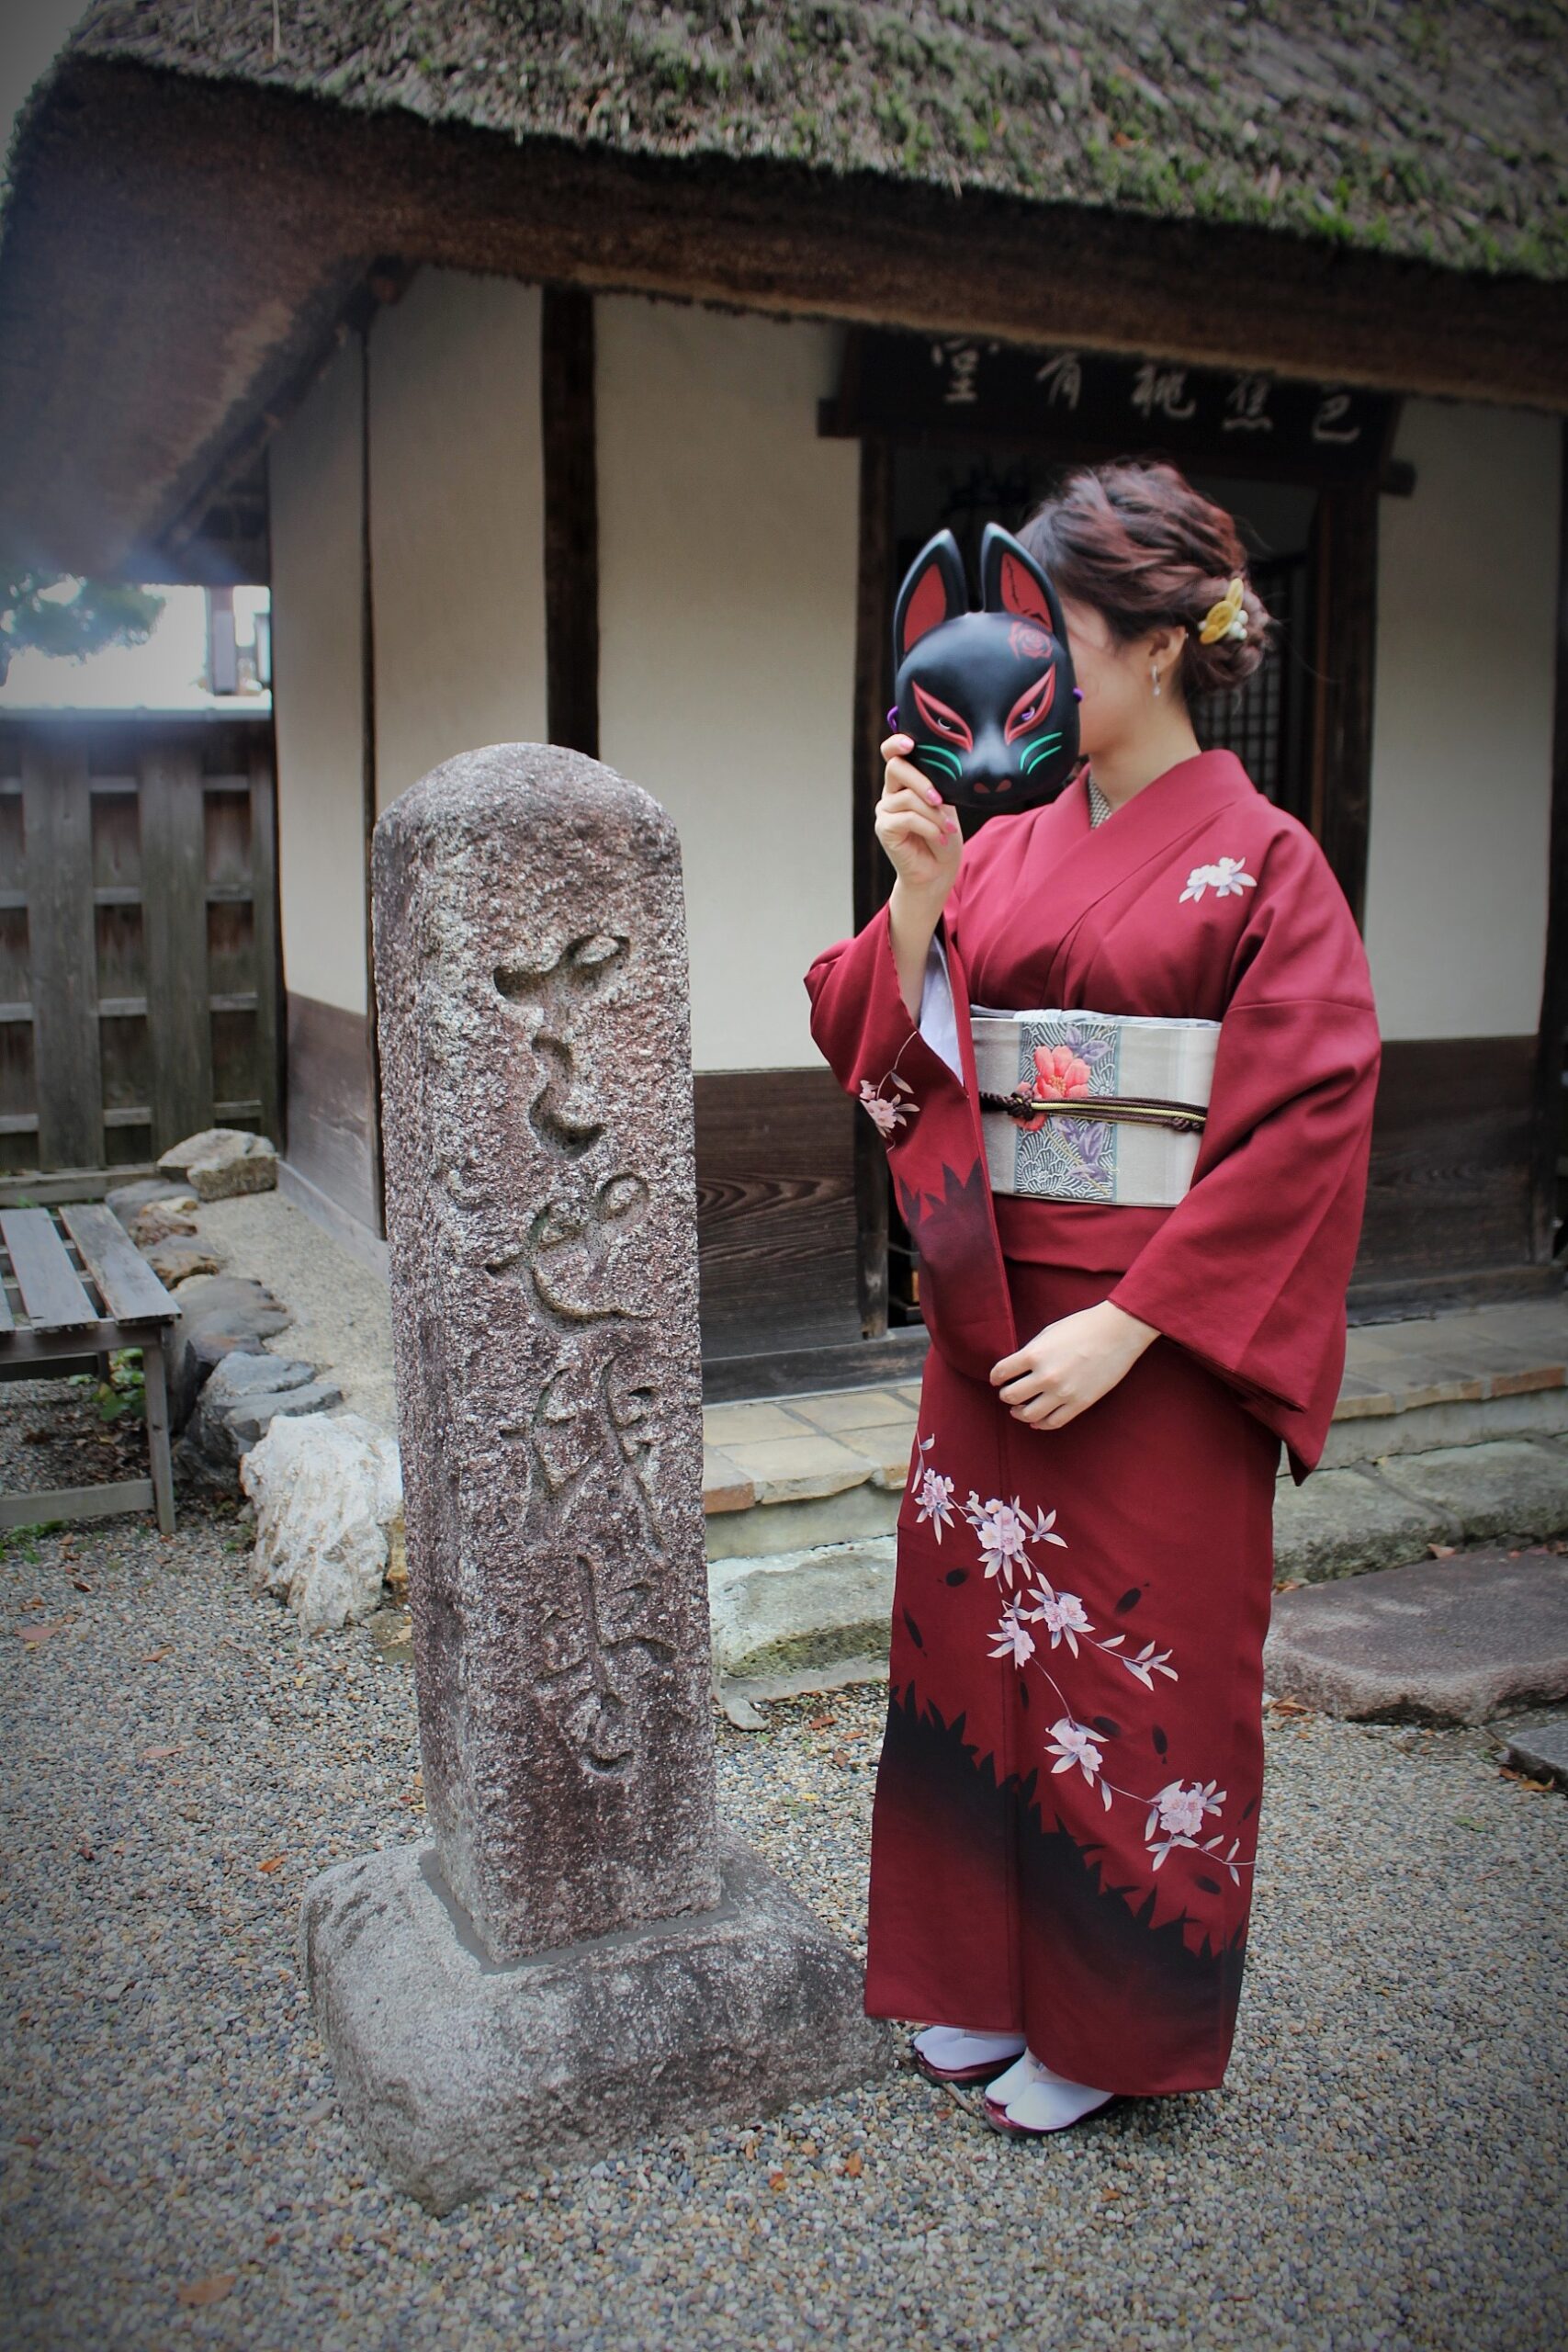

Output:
xmin=1198 ymin=577 xmax=1248 ymax=646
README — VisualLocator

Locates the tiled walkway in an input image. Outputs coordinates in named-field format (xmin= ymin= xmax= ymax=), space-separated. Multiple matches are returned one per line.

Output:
xmin=702 ymin=1294 xmax=1568 ymax=1517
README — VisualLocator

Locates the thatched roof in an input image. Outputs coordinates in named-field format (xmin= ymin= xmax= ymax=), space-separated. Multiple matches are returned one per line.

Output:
xmin=3 ymin=1 xmax=1566 ymax=579
xmin=58 ymin=0 xmax=1568 ymax=281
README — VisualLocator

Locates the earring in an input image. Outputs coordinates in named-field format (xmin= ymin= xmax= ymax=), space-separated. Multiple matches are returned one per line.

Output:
xmin=1150 ymin=662 xmax=1162 ymax=698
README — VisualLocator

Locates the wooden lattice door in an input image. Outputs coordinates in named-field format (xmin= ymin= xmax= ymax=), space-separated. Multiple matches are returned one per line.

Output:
xmin=0 ymin=718 xmax=281 ymax=1178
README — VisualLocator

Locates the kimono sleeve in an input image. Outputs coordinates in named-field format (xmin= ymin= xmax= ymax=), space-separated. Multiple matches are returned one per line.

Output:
xmin=805 ymin=886 xmax=1019 ymax=1384
xmin=1106 ymin=825 xmax=1382 ymax=1484
xmin=802 ymin=887 xmax=970 ymax=1113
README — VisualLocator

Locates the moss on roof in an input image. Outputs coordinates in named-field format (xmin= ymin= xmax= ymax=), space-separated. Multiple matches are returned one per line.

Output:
xmin=56 ymin=0 xmax=1568 ymax=281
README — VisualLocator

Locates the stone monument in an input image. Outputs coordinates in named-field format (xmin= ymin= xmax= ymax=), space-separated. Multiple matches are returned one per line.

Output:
xmin=299 ymin=745 xmax=888 ymax=2213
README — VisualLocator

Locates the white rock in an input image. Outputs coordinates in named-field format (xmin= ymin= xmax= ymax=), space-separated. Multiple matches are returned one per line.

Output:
xmin=158 ymin=1125 xmax=278 ymax=1199
xmin=241 ymin=1412 xmax=403 ymax=1633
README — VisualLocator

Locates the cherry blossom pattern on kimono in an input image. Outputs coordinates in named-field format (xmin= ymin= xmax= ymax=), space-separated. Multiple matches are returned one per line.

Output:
xmin=908 ymin=1428 xmax=1256 ymax=1892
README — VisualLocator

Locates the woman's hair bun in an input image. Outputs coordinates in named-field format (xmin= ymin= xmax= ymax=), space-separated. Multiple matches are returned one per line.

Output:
xmin=1018 ymin=460 xmax=1276 ymax=701
xmin=1183 ymin=573 xmax=1272 ymax=695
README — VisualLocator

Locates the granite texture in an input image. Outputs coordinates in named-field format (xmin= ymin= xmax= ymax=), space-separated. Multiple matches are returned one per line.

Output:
xmin=1263 ymin=1548 xmax=1568 ymax=1724
xmin=370 ymin=745 xmax=720 ymax=1963
xmin=299 ymin=1833 xmax=892 ymax=2215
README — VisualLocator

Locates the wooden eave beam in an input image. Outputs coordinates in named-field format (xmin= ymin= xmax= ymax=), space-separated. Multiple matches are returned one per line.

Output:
xmin=4 ymin=59 xmax=1567 ymax=577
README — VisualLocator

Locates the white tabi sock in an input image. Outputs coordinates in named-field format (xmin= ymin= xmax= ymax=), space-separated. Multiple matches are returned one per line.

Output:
xmin=987 ymin=2048 xmax=1115 ymax=2131
xmin=913 ymin=2025 xmax=1028 ymax=2073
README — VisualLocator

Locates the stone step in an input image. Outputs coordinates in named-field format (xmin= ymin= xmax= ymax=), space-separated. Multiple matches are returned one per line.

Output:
xmin=1261 ymin=1547 xmax=1568 ymax=1724
xmin=707 ymin=1434 xmax=1568 ymax=1696
xmin=703 ymin=1295 xmax=1568 ymax=1554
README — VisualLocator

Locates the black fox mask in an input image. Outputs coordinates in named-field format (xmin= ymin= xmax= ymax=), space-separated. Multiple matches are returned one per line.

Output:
xmin=892 ymin=525 xmax=1079 ymax=811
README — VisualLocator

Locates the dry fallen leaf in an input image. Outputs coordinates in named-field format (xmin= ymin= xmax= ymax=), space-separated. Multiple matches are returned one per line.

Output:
xmin=257 ymin=1855 xmax=286 ymax=1875
xmin=1498 ymin=1767 xmax=1555 ymax=1793
xmin=841 ymin=2152 xmax=863 ymax=2178
xmin=70 ymin=1578 xmax=94 ymax=1595
xmin=768 ymin=2170 xmax=787 ymax=2190
xmin=1273 ymin=1577 xmax=1305 ymax=1593
xmin=176 ymin=2275 xmax=236 ymax=2310
xmin=1427 ymin=1543 xmax=1458 ymax=1559
xmin=139 ymin=1648 xmax=174 ymax=1665
xmin=1267 ymin=1697 xmax=1312 ymax=1718
xmin=808 ymin=1714 xmax=837 ymax=1731
xmin=16 ymin=1620 xmax=71 ymax=1646
xmin=141 ymin=1746 xmax=186 ymax=1764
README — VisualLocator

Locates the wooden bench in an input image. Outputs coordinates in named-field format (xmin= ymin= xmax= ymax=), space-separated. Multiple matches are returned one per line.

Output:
xmin=0 ymin=1204 xmax=179 ymax=1536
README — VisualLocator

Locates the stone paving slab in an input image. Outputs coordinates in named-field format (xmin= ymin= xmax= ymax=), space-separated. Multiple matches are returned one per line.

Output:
xmin=713 ymin=1430 xmax=890 ymax=1506
xmin=700 ymin=1294 xmax=1567 ymax=1516
xmin=701 ymin=1450 xmax=755 ymax=1515
xmin=1495 ymin=1708 xmax=1568 ymax=1788
xmin=1263 ymin=1548 xmax=1568 ymax=1724
xmin=788 ymin=1389 xmax=917 ymax=1434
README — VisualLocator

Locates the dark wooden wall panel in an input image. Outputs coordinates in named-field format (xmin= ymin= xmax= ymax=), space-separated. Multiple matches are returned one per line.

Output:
xmin=694 ymin=1068 xmax=860 ymax=1362
xmin=1353 ymin=1035 xmax=1537 ymax=1308
xmin=284 ymin=990 xmax=378 ymax=1235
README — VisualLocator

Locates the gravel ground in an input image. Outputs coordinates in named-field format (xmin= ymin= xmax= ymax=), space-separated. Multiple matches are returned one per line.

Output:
xmin=1 ymin=1494 xmax=1564 ymax=2352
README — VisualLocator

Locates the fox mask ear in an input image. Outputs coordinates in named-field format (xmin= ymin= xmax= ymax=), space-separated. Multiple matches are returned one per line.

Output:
xmin=979 ymin=524 xmax=1066 ymax=642
xmin=892 ymin=531 xmax=969 ymax=662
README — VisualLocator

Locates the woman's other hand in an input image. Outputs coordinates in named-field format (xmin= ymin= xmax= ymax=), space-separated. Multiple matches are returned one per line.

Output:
xmin=990 ymin=1302 xmax=1160 ymax=1430
xmin=875 ymin=733 xmax=962 ymax=904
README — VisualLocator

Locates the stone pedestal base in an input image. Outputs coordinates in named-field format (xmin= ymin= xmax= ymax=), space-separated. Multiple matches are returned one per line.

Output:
xmin=299 ymin=1832 xmax=893 ymax=2213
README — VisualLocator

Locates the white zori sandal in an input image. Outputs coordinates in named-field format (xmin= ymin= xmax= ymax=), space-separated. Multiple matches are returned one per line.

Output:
xmin=981 ymin=2049 xmax=1123 ymax=2136
xmin=910 ymin=2025 xmax=1028 ymax=2086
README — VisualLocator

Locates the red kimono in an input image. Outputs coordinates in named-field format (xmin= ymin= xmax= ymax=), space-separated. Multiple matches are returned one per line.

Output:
xmin=805 ymin=752 xmax=1380 ymax=2096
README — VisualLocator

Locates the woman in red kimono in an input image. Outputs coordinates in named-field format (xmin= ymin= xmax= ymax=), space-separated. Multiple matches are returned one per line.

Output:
xmin=805 ymin=461 xmax=1381 ymax=2135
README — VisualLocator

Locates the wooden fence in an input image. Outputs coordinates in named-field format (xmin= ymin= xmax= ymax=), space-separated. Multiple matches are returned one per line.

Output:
xmin=0 ymin=715 xmax=280 ymax=1180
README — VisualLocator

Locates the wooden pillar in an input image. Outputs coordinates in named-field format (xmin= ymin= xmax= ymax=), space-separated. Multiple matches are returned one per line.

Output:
xmin=1530 ymin=420 xmax=1568 ymax=1263
xmin=140 ymin=734 xmax=214 ymax=1154
xmin=541 ymin=286 xmax=601 ymax=759
xmin=1309 ymin=477 xmax=1379 ymax=930
xmin=20 ymin=734 xmax=100 ymax=1170
xmin=851 ymin=438 xmax=895 ymax=1338
xmin=360 ymin=322 xmax=386 ymax=1237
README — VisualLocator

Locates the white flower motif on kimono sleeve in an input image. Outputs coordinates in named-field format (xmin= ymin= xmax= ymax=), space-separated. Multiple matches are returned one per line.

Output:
xmin=858 ymin=1079 xmax=906 ymax=1136
xmin=1179 ymin=854 xmax=1258 ymax=905
xmin=988 ymin=1605 xmax=1035 ymax=1668
xmin=1045 ymin=1717 xmax=1103 ymax=1785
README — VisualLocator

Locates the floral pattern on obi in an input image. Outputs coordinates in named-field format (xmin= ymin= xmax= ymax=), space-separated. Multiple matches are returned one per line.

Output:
xmin=1010 ymin=1013 xmax=1122 ymax=1204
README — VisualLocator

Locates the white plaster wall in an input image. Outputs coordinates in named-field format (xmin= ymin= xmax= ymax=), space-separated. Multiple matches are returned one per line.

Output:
xmin=368 ymin=270 xmax=548 ymax=809
xmin=596 ymin=298 xmax=858 ymax=1070
xmin=267 ymin=339 xmax=367 ymax=1015
xmin=1363 ymin=399 xmax=1559 ymax=1040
